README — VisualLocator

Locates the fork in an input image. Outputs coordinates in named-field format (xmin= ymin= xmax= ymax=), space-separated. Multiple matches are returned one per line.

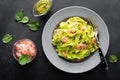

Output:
xmin=88 ymin=17 xmax=109 ymax=70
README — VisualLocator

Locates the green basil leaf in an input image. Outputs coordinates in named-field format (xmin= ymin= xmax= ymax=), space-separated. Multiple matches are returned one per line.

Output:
xmin=19 ymin=16 xmax=29 ymax=23
xmin=15 ymin=10 xmax=24 ymax=21
xmin=2 ymin=34 xmax=13 ymax=43
xmin=18 ymin=55 xmax=29 ymax=65
xmin=27 ymin=21 xmax=40 ymax=31
xmin=109 ymin=55 xmax=118 ymax=63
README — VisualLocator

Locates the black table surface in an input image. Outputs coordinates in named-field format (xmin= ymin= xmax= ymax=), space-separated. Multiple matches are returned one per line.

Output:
xmin=0 ymin=0 xmax=120 ymax=80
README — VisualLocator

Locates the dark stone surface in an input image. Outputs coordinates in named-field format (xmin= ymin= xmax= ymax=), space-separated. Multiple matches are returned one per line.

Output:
xmin=0 ymin=0 xmax=120 ymax=80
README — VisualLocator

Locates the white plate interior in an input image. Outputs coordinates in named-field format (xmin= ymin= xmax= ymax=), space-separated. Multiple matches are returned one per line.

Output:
xmin=42 ymin=6 xmax=109 ymax=73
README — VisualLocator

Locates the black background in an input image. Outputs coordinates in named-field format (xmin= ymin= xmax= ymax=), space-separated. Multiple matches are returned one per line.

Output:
xmin=0 ymin=0 xmax=120 ymax=80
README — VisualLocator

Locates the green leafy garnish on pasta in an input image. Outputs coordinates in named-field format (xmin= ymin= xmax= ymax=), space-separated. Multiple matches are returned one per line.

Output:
xmin=52 ymin=17 xmax=98 ymax=62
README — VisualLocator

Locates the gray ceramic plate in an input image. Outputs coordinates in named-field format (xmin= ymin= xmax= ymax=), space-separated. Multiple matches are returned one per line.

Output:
xmin=42 ymin=6 xmax=109 ymax=73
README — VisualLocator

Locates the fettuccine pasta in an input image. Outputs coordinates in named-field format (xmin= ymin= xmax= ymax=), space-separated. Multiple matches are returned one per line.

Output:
xmin=52 ymin=16 xmax=98 ymax=62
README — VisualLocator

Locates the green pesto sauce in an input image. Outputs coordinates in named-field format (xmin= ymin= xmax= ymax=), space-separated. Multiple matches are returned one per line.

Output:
xmin=35 ymin=0 xmax=51 ymax=15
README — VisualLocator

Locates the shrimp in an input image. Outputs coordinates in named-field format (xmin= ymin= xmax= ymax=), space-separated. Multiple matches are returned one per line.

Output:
xmin=61 ymin=36 xmax=68 ymax=43
xmin=67 ymin=28 xmax=77 ymax=36
xmin=92 ymin=37 xmax=97 ymax=44
xmin=15 ymin=39 xmax=36 ymax=58
xmin=16 ymin=52 xmax=22 ymax=57
xmin=81 ymin=26 xmax=87 ymax=32
xmin=76 ymin=43 xmax=87 ymax=50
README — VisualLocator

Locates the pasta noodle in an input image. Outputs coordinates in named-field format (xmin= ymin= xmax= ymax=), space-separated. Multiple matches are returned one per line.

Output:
xmin=52 ymin=17 xmax=98 ymax=62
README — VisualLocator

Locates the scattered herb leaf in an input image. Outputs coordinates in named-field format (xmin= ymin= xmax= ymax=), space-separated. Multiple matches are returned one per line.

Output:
xmin=15 ymin=10 xmax=24 ymax=22
xmin=19 ymin=16 xmax=29 ymax=23
xmin=27 ymin=21 xmax=40 ymax=31
xmin=14 ymin=9 xmax=40 ymax=31
xmin=18 ymin=55 xmax=29 ymax=65
xmin=109 ymin=55 xmax=118 ymax=63
xmin=2 ymin=34 xmax=13 ymax=43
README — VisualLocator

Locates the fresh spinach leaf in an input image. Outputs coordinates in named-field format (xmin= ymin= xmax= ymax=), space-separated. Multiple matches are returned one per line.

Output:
xmin=19 ymin=16 xmax=29 ymax=23
xmin=109 ymin=55 xmax=118 ymax=63
xmin=27 ymin=21 xmax=40 ymax=31
xmin=2 ymin=34 xmax=13 ymax=43
xmin=15 ymin=10 xmax=24 ymax=22
xmin=18 ymin=55 xmax=29 ymax=65
xmin=15 ymin=9 xmax=40 ymax=31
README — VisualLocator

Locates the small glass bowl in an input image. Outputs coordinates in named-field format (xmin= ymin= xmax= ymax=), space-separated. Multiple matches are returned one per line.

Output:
xmin=33 ymin=0 xmax=52 ymax=17
xmin=12 ymin=38 xmax=37 ymax=64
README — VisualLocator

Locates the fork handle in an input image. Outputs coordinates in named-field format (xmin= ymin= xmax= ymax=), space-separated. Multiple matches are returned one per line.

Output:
xmin=98 ymin=47 xmax=109 ymax=70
